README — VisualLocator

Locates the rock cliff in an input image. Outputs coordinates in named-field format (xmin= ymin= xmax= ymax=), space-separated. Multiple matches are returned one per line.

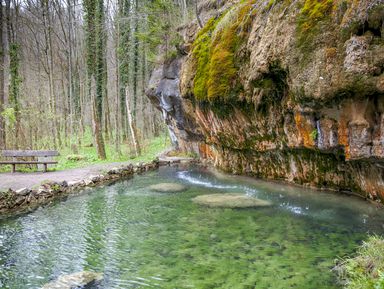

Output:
xmin=146 ymin=0 xmax=384 ymax=202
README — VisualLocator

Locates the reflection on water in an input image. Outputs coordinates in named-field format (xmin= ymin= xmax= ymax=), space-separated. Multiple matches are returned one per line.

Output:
xmin=0 ymin=165 xmax=384 ymax=289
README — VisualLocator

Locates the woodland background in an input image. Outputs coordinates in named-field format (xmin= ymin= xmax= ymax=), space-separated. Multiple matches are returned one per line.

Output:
xmin=0 ymin=0 xmax=200 ymax=164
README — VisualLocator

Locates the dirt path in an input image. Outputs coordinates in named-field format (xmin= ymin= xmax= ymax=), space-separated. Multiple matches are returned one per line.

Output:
xmin=0 ymin=161 xmax=138 ymax=191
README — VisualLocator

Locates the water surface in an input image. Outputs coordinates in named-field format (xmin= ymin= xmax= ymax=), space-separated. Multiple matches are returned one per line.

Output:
xmin=1 ymin=165 xmax=384 ymax=289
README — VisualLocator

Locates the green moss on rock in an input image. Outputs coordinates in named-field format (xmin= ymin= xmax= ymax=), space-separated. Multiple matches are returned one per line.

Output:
xmin=299 ymin=0 xmax=334 ymax=32
xmin=192 ymin=1 xmax=257 ymax=103
xmin=296 ymin=0 xmax=334 ymax=60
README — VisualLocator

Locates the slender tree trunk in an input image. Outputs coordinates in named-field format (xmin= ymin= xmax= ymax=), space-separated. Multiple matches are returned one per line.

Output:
xmin=114 ymin=17 xmax=121 ymax=155
xmin=92 ymin=78 xmax=106 ymax=159
xmin=0 ymin=0 xmax=5 ymax=149
xmin=42 ymin=0 xmax=58 ymax=148
xmin=48 ymin=3 xmax=61 ymax=148
xmin=125 ymin=87 xmax=140 ymax=156
xmin=36 ymin=40 xmax=44 ymax=148
xmin=72 ymin=0 xmax=81 ymax=139
xmin=67 ymin=0 xmax=75 ymax=145
xmin=132 ymin=0 xmax=139 ymax=122
xmin=118 ymin=0 xmax=131 ymax=141
xmin=84 ymin=0 xmax=107 ymax=159
xmin=195 ymin=0 xmax=203 ymax=28
xmin=6 ymin=0 xmax=21 ymax=149
xmin=103 ymin=96 xmax=111 ymax=141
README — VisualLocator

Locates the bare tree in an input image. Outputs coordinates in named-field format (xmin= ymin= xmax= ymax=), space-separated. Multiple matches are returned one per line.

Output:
xmin=0 ymin=0 xmax=5 ymax=149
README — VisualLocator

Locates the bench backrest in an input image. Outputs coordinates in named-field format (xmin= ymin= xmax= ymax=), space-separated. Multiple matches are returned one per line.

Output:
xmin=1 ymin=150 xmax=59 ymax=157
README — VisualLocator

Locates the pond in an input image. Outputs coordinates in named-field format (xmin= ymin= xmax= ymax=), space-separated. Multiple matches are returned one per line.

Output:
xmin=1 ymin=165 xmax=384 ymax=289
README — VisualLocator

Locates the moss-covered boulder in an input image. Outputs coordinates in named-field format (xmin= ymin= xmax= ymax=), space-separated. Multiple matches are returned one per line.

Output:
xmin=192 ymin=193 xmax=272 ymax=208
xmin=149 ymin=183 xmax=187 ymax=193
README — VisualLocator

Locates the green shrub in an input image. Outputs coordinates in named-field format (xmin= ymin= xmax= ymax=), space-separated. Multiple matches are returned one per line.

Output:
xmin=66 ymin=155 xmax=87 ymax=162
xmin=335 ymin=235 xmax=384 ymax=289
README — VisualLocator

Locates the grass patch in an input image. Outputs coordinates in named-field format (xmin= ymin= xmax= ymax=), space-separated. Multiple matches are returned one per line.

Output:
xmin=335 ymin=235 xmax=384 ymax=289
xmin=56 ymin=135 xmax=171 ymax=171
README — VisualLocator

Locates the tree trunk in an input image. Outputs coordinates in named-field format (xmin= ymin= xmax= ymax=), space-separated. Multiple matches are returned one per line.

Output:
xmin=125 ymin=87 xmax=140 ymax=157
xmin=132 ymin=0 xmax=139 ymax=122
xmin=42 ymin=0 xmax=58 ymax=148
xmin=67 ymin=0 xmax=75 ymax=144
xmin=114 ymin=27 xmax=121 ymax=155
xmin=103 ymin=95 xmax=111 ymax=141
xmin=92 ymin=78 xmax=106 ymax=160
xmin=5 ymin=0 xmax=21 ymax=149
xmin=0 ymin=0 xmax=5 ymax=149
xmin=84 ymin=0 xmax=107 ymax=159
xmin=195 ymin=0 xmax=203 ymax=28
xmin=118 ymin=0 xmax=131 ymax=141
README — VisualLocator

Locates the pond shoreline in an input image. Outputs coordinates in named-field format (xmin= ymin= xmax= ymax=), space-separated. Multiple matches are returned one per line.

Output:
xmin=0 ymin=157 xmax=197 ymax=218
xmin=2 ymin=156 xmax=383 ymax=218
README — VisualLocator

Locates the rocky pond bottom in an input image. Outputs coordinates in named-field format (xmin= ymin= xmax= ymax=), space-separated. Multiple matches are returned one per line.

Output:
xmin=1 ymin=165 xmax=384 ymax=289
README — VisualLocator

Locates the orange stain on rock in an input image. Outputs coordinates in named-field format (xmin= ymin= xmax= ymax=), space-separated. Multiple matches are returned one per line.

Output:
xmin=338 ymin=114 xmax=351 ymax=160
xmin=199 ymin=143 xmax=216 ymax=160
xmin=294 ymin=112 xmax=315 ymax=148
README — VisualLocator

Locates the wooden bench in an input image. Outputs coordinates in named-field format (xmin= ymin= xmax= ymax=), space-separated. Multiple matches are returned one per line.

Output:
xmin=0 ymin=150 xmax=59 ymax=173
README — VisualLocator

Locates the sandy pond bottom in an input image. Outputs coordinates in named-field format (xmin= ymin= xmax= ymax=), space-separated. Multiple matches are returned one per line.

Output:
xmin=1 ymin=165 xmax=384 ymax=289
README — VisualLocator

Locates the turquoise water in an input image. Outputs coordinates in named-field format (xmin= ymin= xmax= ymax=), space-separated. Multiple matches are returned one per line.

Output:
xmin=1 ymin=165 xmax=384 ymax=289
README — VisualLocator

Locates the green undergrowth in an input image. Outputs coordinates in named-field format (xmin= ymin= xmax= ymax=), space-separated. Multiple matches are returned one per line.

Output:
xmin=192 ymin=0 xmax=257 ymax=103
xmin=56 ymin=135 xmax=171 ymax=171
xmin=0 ymin=135 xmax=171 ymax=173
xmin=335 ymin=235 xmax=384 ymax=289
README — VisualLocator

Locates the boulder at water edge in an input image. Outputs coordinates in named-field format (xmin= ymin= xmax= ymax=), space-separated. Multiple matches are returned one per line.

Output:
xmin=41 ymin=271 xmax=103 ymax=289
xmin=192 ymin=194 xmax=272 ymax=208
xmin=148 ymin=183 xmax=187 ymax=193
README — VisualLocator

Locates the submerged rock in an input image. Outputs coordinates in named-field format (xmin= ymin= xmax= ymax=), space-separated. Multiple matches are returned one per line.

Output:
xmin=41 ymin=271 xmax=103 ymax=289
xmin=192 ymin=194 xmax=272 ymax=208
xmin=149 ymin=183 xmax=187 ymax=193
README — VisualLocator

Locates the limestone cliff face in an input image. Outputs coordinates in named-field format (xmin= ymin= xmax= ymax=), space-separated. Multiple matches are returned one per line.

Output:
xmin=146 ymin=0 xmax=384 ymax=202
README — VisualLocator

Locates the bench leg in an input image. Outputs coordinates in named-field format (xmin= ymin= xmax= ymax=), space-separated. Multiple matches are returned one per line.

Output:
xmin=12 ymin=164 xmax=16 ymax=173
xmin=43 ymin=163 xmax=47 ymax=173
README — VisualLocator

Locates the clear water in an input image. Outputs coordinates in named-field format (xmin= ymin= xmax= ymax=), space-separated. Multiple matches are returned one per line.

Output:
xmin=1 ymin=165 xmax=384 ymax=289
